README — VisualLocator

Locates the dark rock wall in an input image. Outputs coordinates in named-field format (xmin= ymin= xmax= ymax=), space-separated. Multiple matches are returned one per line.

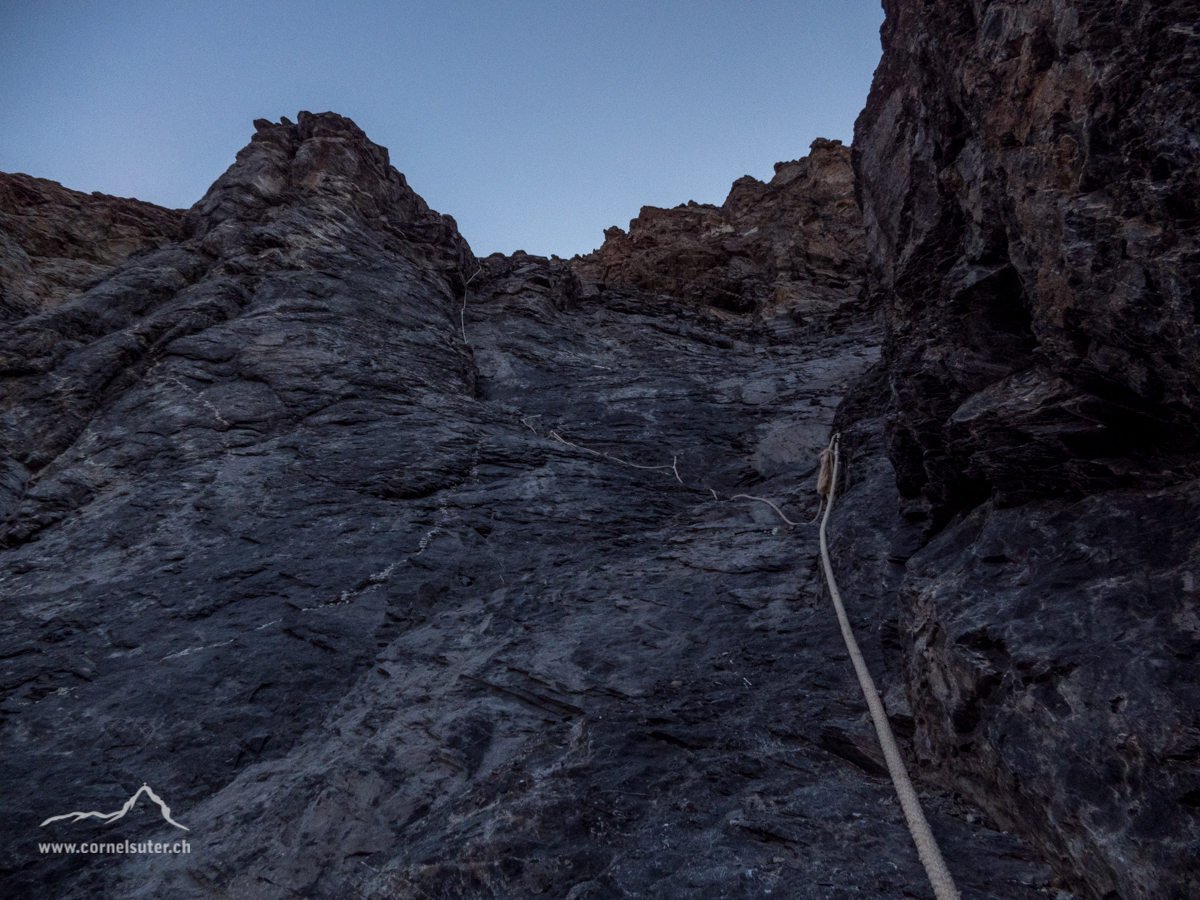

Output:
xmin=855 ymin=0 xmax=1200 ymax=518
xmin=0 ymin=116 xmax=1057 ymax=899
xmin=850 ymin=2 xmax=1200 ymax=897
xmin=573 ymin=139 xmax=863 ymax=316
xmin=0 ymin=111 xmax=483 ymax=894
xmin=6 ymin=2 xmax=1198 ymax=888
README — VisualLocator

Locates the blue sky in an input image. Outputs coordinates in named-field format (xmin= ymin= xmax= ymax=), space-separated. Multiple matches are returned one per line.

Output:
xmin=0 ymin=1 xmax=884 ymax=258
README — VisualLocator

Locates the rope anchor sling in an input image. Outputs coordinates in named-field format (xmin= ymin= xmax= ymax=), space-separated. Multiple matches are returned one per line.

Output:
xmin=816 ymin=433 xmax=962 ymax=900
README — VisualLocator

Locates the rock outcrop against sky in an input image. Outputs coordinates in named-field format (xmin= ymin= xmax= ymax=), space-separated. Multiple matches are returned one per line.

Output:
xmin=573 ymin=138 xmax=862 ymax=316
xmin=0 ymin=173 xmax=185 ymax=319
xmin=2 ymin=3 xmax=1199 ymax=899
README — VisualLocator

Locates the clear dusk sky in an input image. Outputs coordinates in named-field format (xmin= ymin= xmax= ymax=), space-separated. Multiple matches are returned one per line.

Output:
xmin=0 ymin=1 xmax=885 ymax=259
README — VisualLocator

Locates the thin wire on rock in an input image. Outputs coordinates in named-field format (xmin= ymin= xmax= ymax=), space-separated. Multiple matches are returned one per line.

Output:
xmin=460 ymin=265 xmax=482 ymax=344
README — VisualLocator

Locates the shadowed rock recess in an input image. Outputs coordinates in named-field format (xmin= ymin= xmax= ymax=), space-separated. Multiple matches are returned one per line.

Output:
xmin=0 ymin=4 xmax=1195 ymax=897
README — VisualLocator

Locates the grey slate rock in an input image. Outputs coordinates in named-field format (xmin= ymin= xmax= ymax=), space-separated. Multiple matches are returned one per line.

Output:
xmin=0 ymin=114 xmax=1052 ymax=898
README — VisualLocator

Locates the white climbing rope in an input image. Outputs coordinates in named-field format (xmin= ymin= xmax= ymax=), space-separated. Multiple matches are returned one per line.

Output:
xmin=817 ymin=433 xmax=962 ymax=900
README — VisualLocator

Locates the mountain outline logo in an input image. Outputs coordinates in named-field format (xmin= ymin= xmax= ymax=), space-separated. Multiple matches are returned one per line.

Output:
xmin=40 ymin=784 xmax=189 ymax=831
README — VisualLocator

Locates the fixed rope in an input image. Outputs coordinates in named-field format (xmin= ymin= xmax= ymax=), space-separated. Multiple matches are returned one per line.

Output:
xmin=817 ymin=433 xmax=962 ymax=900
xmin=459 ymin=265 xmax=482 ymax=344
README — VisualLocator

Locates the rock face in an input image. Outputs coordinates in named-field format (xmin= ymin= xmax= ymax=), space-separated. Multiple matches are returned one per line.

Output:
xmin=854 ymin=0 xmax=1200 ymax=519
xmin=0 ymin=173 xmax=186 ymax=320
xmin=6 ymin=5 xmax=1199 ymax=889
xmin=849 ymin=2 xmax=1200 ymax=898
xmin=573 ymin=139 xmax=863 ymax=316
xmin=0 ymin=115 xmax=1057 ymax=899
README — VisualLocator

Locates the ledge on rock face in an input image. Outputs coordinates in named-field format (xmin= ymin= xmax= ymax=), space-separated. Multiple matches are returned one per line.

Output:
xmin=0 ymin=173 xmax=186 ymax=319
xmin=571 ymin=138 xmax=863 ymax=317
xmin=471 ymin=250 xmax=584 ymax=315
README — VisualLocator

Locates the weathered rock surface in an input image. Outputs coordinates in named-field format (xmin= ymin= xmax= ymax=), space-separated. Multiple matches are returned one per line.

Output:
xmin=848 ymin=2 xmax=1200 ymax=897
xmin=0 ymin=173 xmax=186 ymax=321
xmin=0 ymin=115 xmax=1054 ymax=899
xmin=573 ymin=139 xmax=863 ymax=317
xmin=854 ymin=0 xmax=1200 ymax=518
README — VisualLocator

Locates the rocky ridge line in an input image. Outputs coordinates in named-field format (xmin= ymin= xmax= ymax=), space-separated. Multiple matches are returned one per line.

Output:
xmin=573 ymin=138 xmax=863 ymax=318
xmin=0 ymin=173 xmax=186 ymax=321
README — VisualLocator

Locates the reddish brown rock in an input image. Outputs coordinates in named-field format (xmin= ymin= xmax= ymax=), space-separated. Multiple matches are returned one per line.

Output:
xmin=0 ymin=173 xmax=186 ymax=320
xmin=573 ymin=138 xmax=863 ymax=317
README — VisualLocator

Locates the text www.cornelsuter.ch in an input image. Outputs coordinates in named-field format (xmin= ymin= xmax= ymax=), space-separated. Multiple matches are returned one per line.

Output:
xmin=39 ymin=839 xmax=191 ymax=855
